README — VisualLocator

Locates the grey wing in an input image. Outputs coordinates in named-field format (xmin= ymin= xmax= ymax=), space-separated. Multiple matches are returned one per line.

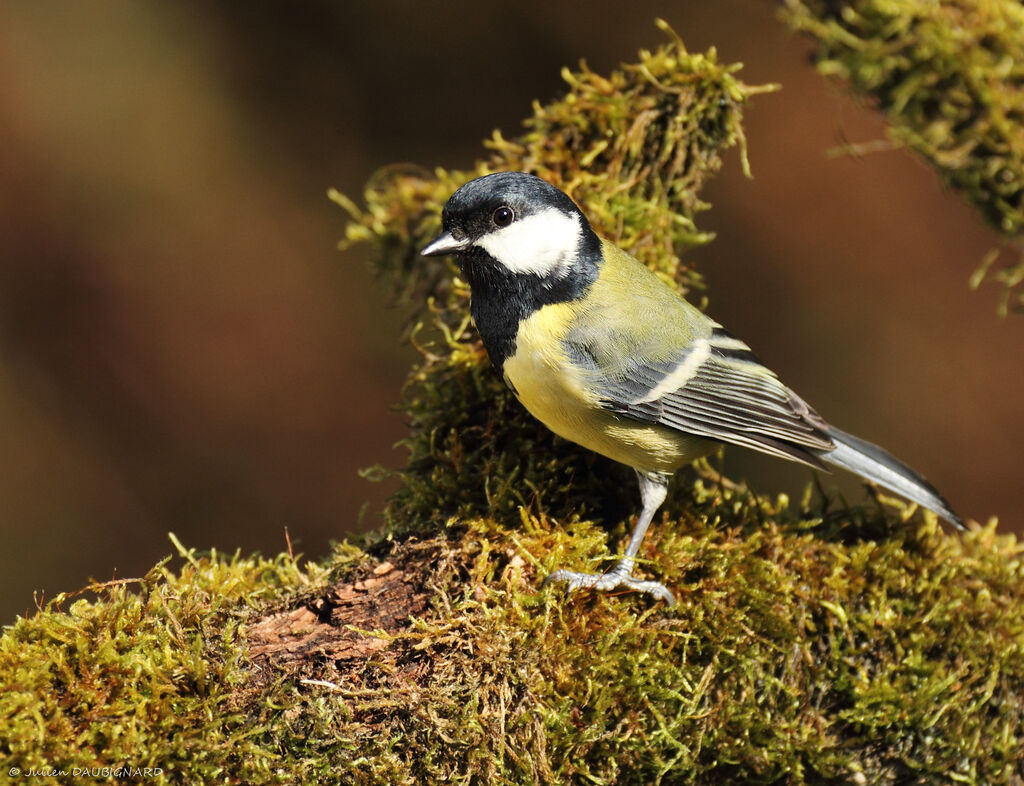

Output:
xmin=568 ymin=326 xmax=836 ymax=468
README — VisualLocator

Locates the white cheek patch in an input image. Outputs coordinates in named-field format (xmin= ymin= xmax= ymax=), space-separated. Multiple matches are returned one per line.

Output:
xmin=476 ymin=209 xmax=581 ymax=277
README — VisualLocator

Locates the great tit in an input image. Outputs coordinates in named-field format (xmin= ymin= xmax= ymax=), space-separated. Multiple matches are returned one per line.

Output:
xmin=422 ymin=171 xmax=963 ymax=605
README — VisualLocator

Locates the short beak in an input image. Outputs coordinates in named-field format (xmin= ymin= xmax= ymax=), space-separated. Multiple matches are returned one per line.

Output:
xmin=421 ymin=231 xmax=470 ymax=257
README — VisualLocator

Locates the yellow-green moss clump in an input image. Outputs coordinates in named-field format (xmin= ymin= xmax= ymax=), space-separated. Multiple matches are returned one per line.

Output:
xmin=335 ymin=20 xmax=775 ymax=533
xmin=3 ymin=511 xmax=1022 ymax=784
xmin=0 ymin=539 xmax=325 ymax=783
xmin=2 ymin=20 xmax=1022 ymax=786
xmin=780 ymin=0 xmax=1024 ymax=315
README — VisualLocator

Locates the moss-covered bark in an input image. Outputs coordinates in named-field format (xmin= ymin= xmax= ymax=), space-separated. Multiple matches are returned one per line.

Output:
xmin=2 ymin=19 xmax=1022 ymax=786
xmin=779 ymin=0 xmax=1024 ymax=315
xmin=3 ymin=510 xmax=1022 ymax=784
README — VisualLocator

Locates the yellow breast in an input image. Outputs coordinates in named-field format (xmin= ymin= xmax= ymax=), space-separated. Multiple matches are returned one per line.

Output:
xmin=502 ymin=302 xmax=714 ymax=475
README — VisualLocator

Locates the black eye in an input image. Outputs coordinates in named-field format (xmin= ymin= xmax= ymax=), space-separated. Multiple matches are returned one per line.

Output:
xmin=492 ymin=206 xmax=514 ymax=227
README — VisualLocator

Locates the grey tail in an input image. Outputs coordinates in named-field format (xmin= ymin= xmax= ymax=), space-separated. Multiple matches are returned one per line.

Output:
xmin=817 ymin=427 xmax=965 ymax=530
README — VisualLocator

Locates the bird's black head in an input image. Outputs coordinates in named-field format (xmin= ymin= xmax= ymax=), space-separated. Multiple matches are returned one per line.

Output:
xmin=422 ymin=172 xmax=601 ymax=280
xmin=421 ymin=172 xmax=602 ymax=368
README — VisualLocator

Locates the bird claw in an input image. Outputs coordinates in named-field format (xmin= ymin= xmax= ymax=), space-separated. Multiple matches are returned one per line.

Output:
xmin=542 ymin=566 xmax=676 ymax=606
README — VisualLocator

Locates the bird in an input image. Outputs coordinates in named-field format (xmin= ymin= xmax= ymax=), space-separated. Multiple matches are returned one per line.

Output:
xmin=421 ymin=171 xmax=963 ymax=605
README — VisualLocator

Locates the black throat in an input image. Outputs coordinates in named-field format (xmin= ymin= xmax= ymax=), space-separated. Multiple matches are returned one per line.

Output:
xmin=460 ymin=233 xmax=600 ymax=370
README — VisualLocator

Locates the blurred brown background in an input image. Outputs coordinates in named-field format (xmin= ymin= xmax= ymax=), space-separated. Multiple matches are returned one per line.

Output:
xmin=1 ymin=1 xmax=1020 ymax=624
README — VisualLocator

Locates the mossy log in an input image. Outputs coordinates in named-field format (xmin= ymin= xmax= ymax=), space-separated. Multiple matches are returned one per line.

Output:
xmin=4 ymin=507 xmax=1019 ymax=781
xmin=2 ymin=508 xmax=1022 ymax=784
xmin=2 ymin=20 xmax=1022 ymax=785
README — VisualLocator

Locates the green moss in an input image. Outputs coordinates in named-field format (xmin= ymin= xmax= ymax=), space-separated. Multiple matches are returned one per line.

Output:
xmin=275 ymin=505 xmax=1022 ymax=785
xmin=0 ymin=536 xmax=327 ymax=784
xmin=2 ymin=501 xmax=1021 ymax=784
xmin=780 ymin=0 xmax=1024 ymax=315
xmin=335 ymin=21 xmax=774 ymax=533
xmin=2 ymin=19 xmax=1022 ymax=786
xmin=335 ymin=19 xmax=766 ymax=302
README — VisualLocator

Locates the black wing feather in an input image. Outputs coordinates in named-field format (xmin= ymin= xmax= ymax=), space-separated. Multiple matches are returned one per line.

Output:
xmin=576 ymin=328 xmax=835 ymax=468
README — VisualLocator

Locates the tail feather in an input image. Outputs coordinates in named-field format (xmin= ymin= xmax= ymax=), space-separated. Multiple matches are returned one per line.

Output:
xmin=818 ymin=427 xmax=964 ymax=530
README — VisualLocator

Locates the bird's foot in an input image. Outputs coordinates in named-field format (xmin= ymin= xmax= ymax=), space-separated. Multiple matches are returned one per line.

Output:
xmin=542 ymin=563 xmax=675 ymax=606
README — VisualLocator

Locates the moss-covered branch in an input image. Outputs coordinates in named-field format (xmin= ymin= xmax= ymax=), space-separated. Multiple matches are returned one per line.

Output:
xmin=333 ymin=20 xmax=774 ymax=534
xmin=779 ymin=0 xmax=1024 ymax=315
xmin=3 ymin=511 xmax=1022 ymax=783
xmin=2 ymin=20 xmax=1022 ymax=786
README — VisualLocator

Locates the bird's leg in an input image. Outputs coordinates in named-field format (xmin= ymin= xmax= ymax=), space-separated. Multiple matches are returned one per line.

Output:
xmin=543 ymin=471 xmax=674 ymax=605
